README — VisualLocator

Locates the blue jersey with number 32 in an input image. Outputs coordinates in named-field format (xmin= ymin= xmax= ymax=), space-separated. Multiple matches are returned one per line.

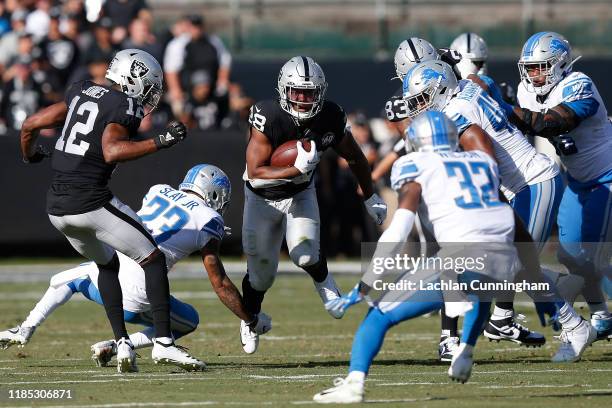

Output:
xmin=390 ymin=150 xmax=514 ymax=242
xmin=137 ymin=184 xmax=225 ymax=269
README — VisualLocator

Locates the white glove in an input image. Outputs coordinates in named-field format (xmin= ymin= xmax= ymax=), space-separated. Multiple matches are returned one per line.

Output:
xmin=364 ymin=193 xmax=387 ymax=225
xmin=293 ymin=140 xmax=319 ymax=174
xmin=249 ymin=312 xmax=272 ymax=335
xmin=455 ymin=58 xmax=479 ymax=79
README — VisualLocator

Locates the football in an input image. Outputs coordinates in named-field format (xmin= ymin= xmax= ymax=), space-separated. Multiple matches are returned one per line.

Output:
xmin=270 ymin=139 xmax=312 ymax=167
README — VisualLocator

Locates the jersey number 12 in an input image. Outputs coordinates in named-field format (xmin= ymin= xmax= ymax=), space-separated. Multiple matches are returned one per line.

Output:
xmin=55 ymin=95 xmax=98 ymax=157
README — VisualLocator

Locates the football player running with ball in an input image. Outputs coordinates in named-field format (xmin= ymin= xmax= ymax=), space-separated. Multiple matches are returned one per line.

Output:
xmin=0 ymin=165 xmax=271 ymax=370
xmin=489 ymin=32 xmax=612 ymax=345
xmin=19 ymin=49 xmax=195 ymax=372
xmin=240 ymin=56 xmax=387 ymax=353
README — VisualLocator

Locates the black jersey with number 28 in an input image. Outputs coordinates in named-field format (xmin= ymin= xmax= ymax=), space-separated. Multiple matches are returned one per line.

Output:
xmin=247 ymin=99 xmax=347 ymax=200
xmin=47 ymin=80 xmax=143 ymax=216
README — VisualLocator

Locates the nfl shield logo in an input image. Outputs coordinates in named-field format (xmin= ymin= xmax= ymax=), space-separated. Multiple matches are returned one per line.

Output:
xmin=130 ymin=60 xmax=149 ymax=78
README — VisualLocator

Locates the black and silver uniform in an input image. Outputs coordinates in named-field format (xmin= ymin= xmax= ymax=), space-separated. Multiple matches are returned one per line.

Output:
xmin=47 ymin=80 xmax=143 ymax=216
xmin=247 ymin=99 xmax=346 ymax=200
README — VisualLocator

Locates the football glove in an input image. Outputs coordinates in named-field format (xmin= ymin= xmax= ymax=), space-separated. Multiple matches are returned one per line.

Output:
xmin=364 ymin=193 xmax=387 ymax=225
xmin=325 ymin=283 xmax=363 ymax=315
xmin=535 ymin=302 xmax=561 ymax=331
xmin=154 ymin=121 xmax=187 ymax=149
xmin=248 ymin=312 xmax=272 ymax=335
xmin=294 ymin=140 xmax=319 ymax=174
xmin=23 ymin=145 xmax=51 ymax=164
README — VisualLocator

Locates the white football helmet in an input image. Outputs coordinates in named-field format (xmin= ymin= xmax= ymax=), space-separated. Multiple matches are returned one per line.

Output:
xmin=450 ymin=32 xmax=488 ymax=75
xmin=406 ymin=111 xmax=458 ymax=153
xmin=277 ymin=56 xmax=328 ymax=122
xmin=518 ymin=31 xmax=576 ymax=96
xmin=402 ymin=60 xmax=458 ymax=118
xmin=179 ymin=164 xmax=231 ymax=215
xmin=394 ymin=38 xmax=439 ymax=80
xmin=105 ymin=49 xmax=163 ymax=111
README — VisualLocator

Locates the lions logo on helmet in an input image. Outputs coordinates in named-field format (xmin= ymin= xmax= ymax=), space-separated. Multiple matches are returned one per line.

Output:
xmin=518 ymin=32 xmax=577 ymax=96
xmin=406 ymin=111 xmax=458 ymax=153
xmin=179 ymin=164 xmax=231 ymax=215
xmin=106 ymin=49 xmax=163 ymax=111
xmin=393 ymin=38 xmax=439 ymax=80
xmin=402 ymin=60 xmax=458 ymax=118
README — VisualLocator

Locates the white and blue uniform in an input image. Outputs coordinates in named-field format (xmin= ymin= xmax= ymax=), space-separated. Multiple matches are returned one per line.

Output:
xmin=54 ymin=184 xmax=225 ymax=338
xmin=348 ymin=149 xmax=517 ymax=374
xmin=446 ymin=79 xmax=562 ymax=250
xmin=517 ymin=71 xmax=612 ymax=275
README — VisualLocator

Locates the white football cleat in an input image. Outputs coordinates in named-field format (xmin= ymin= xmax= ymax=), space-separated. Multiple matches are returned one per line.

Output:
xmin=151 ymin=340 xmax=206 ymax=371
xmin=0 ymin=326 xmax=35 ymax=349
xmin=439 ymin=336 xmax=460 ymax=362
xmin=240 ymin=319 xmax=259 ymax=354
xmin=552 ymin=318 xmax=597 ymax=362
xmin=90 ymin=340 xmax=116 ymax=367
xmin=314 ymin=274 xmax=343 ymax=319
xmin=448 ymin=343 xmax=473 ymax=383
xmin=116 ymin=338 xmax=138 ymax=373
xmin=313 ymin=377 xmax=365 ymax=404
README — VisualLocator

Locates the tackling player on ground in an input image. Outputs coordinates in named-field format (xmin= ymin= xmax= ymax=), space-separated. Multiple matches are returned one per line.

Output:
xmin=0 ymin=165 xmax=271 ymax=370
xmin=240 ymin=56 xmax=387 ymax=354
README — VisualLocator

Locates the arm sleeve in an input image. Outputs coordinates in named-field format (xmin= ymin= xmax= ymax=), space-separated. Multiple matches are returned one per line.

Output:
xmin=560 ymin=77 xmax=599 ymax=120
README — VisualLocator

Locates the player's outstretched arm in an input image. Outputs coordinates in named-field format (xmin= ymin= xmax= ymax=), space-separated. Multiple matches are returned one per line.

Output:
xmin=201 ymin=239 xmax=254 ymax=323
xmin=101 ymin=121 xmax=187 ymax=163
xmin=371 ymin=151 xmax=400 ymax=182
xmin=246 ymin=127 xmax=302 ymax=180
xmin=20 ymin=101 xmax=68 ymax=162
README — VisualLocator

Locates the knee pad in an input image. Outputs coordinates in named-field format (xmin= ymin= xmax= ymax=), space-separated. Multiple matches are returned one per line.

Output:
xmin=289 ymin=240 xmax=319 ymax=268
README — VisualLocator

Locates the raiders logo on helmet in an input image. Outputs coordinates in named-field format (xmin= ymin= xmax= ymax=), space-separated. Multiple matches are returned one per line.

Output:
xmin=130 ymin=60 xmax=149 ymax=78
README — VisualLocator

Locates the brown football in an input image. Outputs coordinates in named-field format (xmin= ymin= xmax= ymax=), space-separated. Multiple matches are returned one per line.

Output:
xmin=270 ymin=139 xmax=312 ymax=167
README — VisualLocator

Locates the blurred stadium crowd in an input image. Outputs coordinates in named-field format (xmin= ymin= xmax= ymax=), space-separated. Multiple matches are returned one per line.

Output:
xmin=0 ymin=0 xmax=412 ymax=257
xmin=0 ymin=0 xmax=254 ymax=136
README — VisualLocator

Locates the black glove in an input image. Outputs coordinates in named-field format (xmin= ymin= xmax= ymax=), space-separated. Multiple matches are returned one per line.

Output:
xmin=23 ymin=145 xmax=51 ymax=164
xmin=438 ymin=48 xmax=464 ymax=79
xmin=154 ymin=121 xmax=187 ymax=149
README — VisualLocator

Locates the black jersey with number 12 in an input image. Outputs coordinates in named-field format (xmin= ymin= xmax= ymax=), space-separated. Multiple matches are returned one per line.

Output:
xmin=47 ymin=80 xmax=143 ymax=216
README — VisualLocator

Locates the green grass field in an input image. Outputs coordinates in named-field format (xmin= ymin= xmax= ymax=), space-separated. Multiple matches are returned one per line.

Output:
xmin=0 ymin=274 xmax=610 ymax=408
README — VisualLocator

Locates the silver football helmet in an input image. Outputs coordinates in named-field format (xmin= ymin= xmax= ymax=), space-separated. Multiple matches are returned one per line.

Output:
xmin=402 ymin=60 xmax=458 ymax=118
xmin=179 ymin=164 xmax=231 ymax=215
xmin=406 ymin=111 xmax=458 ymax=153
xmin=518 ymin=31 xmax=577 ymax=96
xmin=105 ymin=49 xmax=163 ymax=111
xmin=450 ymin=32 xmax=488 ymax=75
xmin=394 ymin=38 xmax=439 ymax=80
xmin=277 ymin=56 xmax=328 ymax=122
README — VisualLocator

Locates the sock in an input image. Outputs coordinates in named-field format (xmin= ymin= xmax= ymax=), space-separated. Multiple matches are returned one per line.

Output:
xmin=461 ymin=300 xmax=491 ymax=346
xmin=22 ymin=284 xmax=73 ymax=328
xmin=303 ymin=257 xmax=328 ymax=283
xmin=141 ymin=253 xmax=171 ymax=339
xmin=491 ymin=304 xmax=513 ymax=320
xmin=346 ymin=371 xmax=366 ymax=384
xmin=242 ymin=274 xmax=266 ymax=315
xmin=348 ymin=308 xmax=394 ymax=374
xmin=557 ymin=302 xmax=582 ymax=330
xmin=441 ymin=305 xmax=459 ymax=337
xmin=129 ymin=327 xmax=155 ymax=349
xmin=97 ymin=254 xmax=128 ymax=340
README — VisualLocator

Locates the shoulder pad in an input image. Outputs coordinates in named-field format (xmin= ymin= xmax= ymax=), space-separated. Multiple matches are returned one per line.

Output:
xmin=390 ymin=154 xmax=422 ymax=191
